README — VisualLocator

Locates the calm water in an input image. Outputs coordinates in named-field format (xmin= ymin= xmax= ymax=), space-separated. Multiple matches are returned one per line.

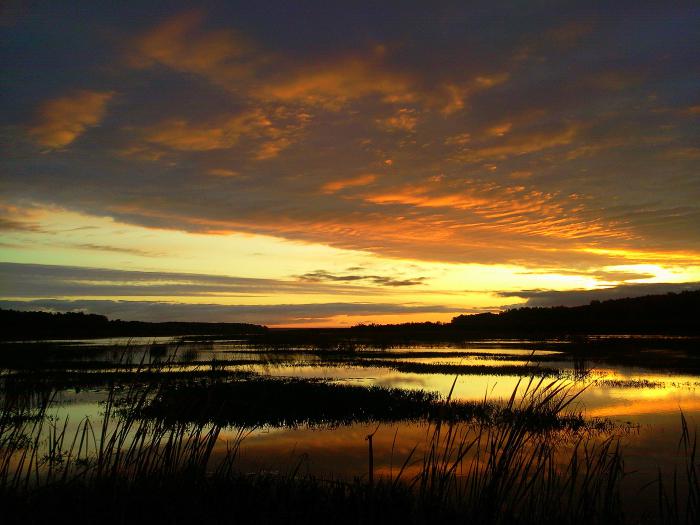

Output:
xmin=5 ymin=336 xmax=700 ymax=496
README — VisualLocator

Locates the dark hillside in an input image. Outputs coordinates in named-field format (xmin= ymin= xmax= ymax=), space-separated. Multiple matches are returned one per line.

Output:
xmin=0 ymin=309 xmax=267 ymax=340
xmin=451 ymin=290 xmax=700 ymax=335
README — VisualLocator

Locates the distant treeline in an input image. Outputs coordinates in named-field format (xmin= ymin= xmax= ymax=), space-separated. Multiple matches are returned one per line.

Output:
xmin=243 ymin=290 xmax=700 ymax=347
xmin=452 ymin=290 xmax=700 ymax=334
xmin=0 ymin=309 xmax=267 ymax=340
xmin=2 ymin=290 xmax=698 ymax=341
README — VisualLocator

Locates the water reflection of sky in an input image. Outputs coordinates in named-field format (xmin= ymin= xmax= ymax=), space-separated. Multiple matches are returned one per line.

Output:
xmin=11 ymin=339 xmax=700 ymax=496
xmin=35 ymin=339 xmax=700 ymax=423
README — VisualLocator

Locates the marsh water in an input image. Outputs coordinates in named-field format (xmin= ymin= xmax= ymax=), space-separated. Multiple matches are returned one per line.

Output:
xmin=5 ymin=335 xmax=699 ymax=496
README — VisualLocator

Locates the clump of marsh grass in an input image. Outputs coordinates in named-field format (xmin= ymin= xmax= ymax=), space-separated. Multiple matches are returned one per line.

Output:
xmin=137 ymin=375 xmax=607 ymax=431
xmin=394 ymin=378 xmax=626 ymax=524
xmin=656 ymin=412 xmax=699 ymax=525
xmin=0 ymin=378 xmax=224 ymax=492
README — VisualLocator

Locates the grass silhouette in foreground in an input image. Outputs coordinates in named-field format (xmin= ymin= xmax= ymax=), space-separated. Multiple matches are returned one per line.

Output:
xmin=1 ymin=368 xmax=698 ymax=524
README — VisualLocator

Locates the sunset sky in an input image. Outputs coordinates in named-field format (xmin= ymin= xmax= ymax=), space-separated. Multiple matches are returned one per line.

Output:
xmin=1 ymin=2 xmax=699 ymax=326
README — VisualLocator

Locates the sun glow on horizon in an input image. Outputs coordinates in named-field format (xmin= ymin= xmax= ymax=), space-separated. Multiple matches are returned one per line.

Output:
xmin=2 ymin=208 xmax=699 ymax=325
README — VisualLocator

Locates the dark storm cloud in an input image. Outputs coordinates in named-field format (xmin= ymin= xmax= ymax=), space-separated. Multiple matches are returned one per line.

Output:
xmin=0 ymin=298 xmax=472 ymax=325
xmin=1 ymin=2 xmax=699 ymax=267
xmin=298 ymin=269 xmax=426 ymax=287
xmin=61 ymin=243 xmax=165 ymax=257
xmin=0 ymin=262 xmax=396 ymax=298
xmin=0 ymin=217 xmax=43 ymax=232
xmin=499 ymin=282 xmax=700 ymax=308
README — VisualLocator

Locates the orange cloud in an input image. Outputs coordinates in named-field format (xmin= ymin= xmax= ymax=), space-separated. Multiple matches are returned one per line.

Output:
xmin=438 ymin=73 xmax=509 ymax=115
xmin=129 ymin=12 xmax=510 ymax=118
xmin=378 ymin=108 xmax=417 ymax=132
xmin=105 ymin=179 xmax=646 ymax=269
xmin=322 ymin=174 xmax=377 ymax=194
xmin=207 ymin=168 xmax=240 ymax=177
xmin=117 ymin=144 xmax=166 ymax=161
xmin=256 ymin=57 xmax=416 ymax=109
xmin=453 ymin=123 xmax=578 ymax=162
xmin=143 ymin=118 xmax=244 ymax=151
xmin=29 ymin=90 xmax=114 ymax=148
xmin=255 ymin=137 xmax=293 ymax=160
xmin=474 ymin=74 xmax=510 ymax=88
xmin=128 ymin=10 xmax=250 ymax=84
xmin=173 ymin=170 xmax=628 ymax=255
xmin=130 ymin=13 xmax=415 ymax=108
xmin=141 ymin=108 xmax=305 ymax=158
xmin=486 ymin=122 xmax=512 ymax=137
xmin=366 ymin=185 xmax=490 ymax=209
xmin=363 ymin=180 xmax=632 ymax=243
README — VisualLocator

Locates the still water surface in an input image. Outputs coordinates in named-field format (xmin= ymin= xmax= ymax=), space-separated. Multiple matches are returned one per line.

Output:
xmin=31 ymin=336 xmax=698 ymax=486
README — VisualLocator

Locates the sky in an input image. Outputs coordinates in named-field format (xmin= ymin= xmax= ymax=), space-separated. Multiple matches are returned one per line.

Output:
xmin=1 ymin=1 xmax=699 ymax=326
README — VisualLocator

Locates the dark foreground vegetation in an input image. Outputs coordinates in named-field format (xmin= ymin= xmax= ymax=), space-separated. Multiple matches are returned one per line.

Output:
xmin=1 ymin=372 xmax=697 ymax=525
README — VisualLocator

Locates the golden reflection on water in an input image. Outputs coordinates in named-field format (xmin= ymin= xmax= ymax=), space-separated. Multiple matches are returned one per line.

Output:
xmin=17 ymin=340 xmax=700 ymax=492
xmin=216 ymin=412 xmax=692 ymax=484
xmin=206 ymin=349 xmax=700 ymax=481
xmin=378 ymin=347 xmax=563 ymax=356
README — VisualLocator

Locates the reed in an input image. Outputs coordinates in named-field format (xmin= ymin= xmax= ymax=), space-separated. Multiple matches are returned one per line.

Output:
xmin=1 ymin=369 xmax=698 ymax=524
